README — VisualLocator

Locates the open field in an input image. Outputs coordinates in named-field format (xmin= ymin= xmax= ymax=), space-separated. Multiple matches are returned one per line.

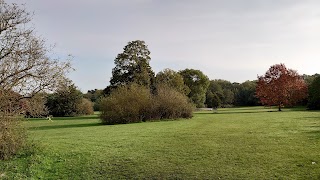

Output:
xmin=1 ymin=107 xmax=320 ymax=179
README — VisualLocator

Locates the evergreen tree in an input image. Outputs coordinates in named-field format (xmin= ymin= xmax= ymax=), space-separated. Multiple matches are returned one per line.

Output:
xmin=110 ymin=40 xmax=155 ymax=89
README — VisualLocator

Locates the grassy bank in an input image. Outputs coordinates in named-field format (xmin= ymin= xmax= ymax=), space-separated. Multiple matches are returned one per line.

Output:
xmin=0 ymin=107 xmax=319 ymax=179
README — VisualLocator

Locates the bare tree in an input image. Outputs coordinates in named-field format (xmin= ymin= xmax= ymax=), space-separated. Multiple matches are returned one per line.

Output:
xmin=0 ymin=0 xmax=72 ymax=159
xmin=0 ymin=0 xmax=71 ymax=99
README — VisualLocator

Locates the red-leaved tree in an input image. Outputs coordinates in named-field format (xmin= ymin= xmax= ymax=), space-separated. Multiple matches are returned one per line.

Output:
xmin=256 ymin=64 xmax=308 ymax=111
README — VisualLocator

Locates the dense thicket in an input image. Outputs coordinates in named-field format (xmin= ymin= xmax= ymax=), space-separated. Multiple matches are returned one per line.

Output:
xmin=100 ymin=84 xmax=193 ymax=125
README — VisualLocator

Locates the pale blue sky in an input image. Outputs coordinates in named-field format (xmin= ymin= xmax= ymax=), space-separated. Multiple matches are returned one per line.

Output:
xmin=7 ymin=0 xmax=320 ymax=92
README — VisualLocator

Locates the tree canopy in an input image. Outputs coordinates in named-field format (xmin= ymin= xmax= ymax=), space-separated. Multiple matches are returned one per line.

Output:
xmin=256 ymin=64 xmax=308 ymax=111
xmin=179 ymin=69 xmax=209 ymax=108
xmin=307 ymin=76 xmax=320 ymax=110
xmin=206 ymin=80 xmax=235 ymax=108
xmin=156 ymin=68 xmax=190 ymax=95
xmin=109 ymin=40 xmax=155 ymax=89
xmin=234 ymin=81 xmax=259 ymax=106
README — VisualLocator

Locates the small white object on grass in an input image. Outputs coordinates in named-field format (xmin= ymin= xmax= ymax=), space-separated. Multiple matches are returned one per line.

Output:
xmin=46 ymin=115 xmax=53 ymax=122
xmin=312 ymin=162 xmax=316 ymax=165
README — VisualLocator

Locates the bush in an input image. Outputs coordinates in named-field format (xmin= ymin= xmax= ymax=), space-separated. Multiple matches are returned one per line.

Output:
xmin=24 ymin=93 xmax=49 ymax=118
xmin=100 ymin=83 xmax=193 ymax=125
xmin=153 ymin=85 xmax=193 ymax=119
xmin=0 ymin=116 xmax=26 ymax=160
xmin=77 ymin=98 xmax=94 ymax=115
xmin=0 ymin=90 xmax=27 ymax=160
xmin=100 ymin=84 xmax=152 ymax=124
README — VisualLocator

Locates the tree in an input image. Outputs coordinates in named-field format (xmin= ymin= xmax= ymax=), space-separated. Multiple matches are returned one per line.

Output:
xmin=0 ymin=1 xmax=71 ymax=159
xmin=46 ymin=81 xmax=83 ymax=117
xmin=0 ymin=1 xmax=71 ymax=97
xmin=303 ymin=74 xmax=320 ymax=86
xmin=234 ymin=81 xmax=259 ymax=106
xmin=307 ymin=76 xmax=320 ymax=110
xmin=206 ymin=80 xmax=235 ymax=107
xmin=109 ymin=40 xmax=155 ymax=89
xmin=211 ymin=93 xmax=221 ymax=110
xmin=156 ymin=68 xmax=190 ymax=95
xmin=256 ymin=64 xmax=308 ymax=111
xmin=84 ymin=89 xmax=104 ymax=111
xmin=206 ymin=91 xmax=221 ymax=109
xmin=179 ymin=69 xmax=209 ymax=107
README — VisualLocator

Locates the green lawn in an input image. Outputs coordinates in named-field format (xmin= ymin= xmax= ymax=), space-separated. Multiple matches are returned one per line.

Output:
xmin=1 ymin=107 xmax=320 ymax=179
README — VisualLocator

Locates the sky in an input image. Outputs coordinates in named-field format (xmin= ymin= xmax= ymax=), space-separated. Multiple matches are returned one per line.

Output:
xmin=6 ymin=0 xmax=320 ymax=92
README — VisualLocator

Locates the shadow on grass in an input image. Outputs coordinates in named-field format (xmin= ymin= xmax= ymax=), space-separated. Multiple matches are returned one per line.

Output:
xmin=26 ymin=116 xmax=99 ymax=121
xmin=196 ymin=107 xmax=310 ymax=115
xmin=305 ymin=130 xmax=320 ymax=140
xmin=29 ymin=122 xmax=103 ymax=131
xmin=54 ymin=116 xmax=100 ymax=121
xmin=197 ymin=111 xmax=273 ymax=115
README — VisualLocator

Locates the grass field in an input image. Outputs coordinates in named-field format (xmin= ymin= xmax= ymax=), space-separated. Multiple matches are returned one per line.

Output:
xmin=1 ymin=107 xmax=320 ymax=179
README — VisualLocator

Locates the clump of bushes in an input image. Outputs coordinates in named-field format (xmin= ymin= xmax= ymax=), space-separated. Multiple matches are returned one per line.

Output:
xmin=0 ymin=116 xmax=26 ymax=160
xmin=100 ymin=84 xmax=152 ymax=124
xmin=100 ymin=83 xmax=193 ymax=125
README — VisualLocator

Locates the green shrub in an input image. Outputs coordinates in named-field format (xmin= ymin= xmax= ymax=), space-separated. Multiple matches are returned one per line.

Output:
xmin=153 ymin=85 xmax=193 ymax=119
xmin=0 ymin=116 xmax=26 ymax=160
xmin=77 ymin=98 xmax=94 ymax=115
xmin=99 ymin=83 xmax=193 ymax=125
xmin=100 ymin=84 xmax=152 ymax=124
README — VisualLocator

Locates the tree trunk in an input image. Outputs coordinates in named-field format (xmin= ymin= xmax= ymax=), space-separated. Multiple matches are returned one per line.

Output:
xmin=278 ymin=104 xmax=282 ymax=111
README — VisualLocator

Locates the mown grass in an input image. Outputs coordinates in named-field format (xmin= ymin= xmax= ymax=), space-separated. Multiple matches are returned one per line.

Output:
xmin=0 ymin=107 xmax=320 ymax=179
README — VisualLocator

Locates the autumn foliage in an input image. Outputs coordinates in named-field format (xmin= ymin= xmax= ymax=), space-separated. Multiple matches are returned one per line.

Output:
xmin=256 ymin=64 xmax=308 ymax=111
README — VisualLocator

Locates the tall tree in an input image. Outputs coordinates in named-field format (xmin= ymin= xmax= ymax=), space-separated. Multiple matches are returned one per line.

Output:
xmin=256 ymin=64 xmax=307 ymax=111
xmin=179 ymin=69 xmax=209 ymax=107
xmin=109 ymin=40 xmax=155 ymax=89
xmin=156 ymin=68 xmax=190 ymax=95
xmin=307 ymin=76 xmax=320 ymax=110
